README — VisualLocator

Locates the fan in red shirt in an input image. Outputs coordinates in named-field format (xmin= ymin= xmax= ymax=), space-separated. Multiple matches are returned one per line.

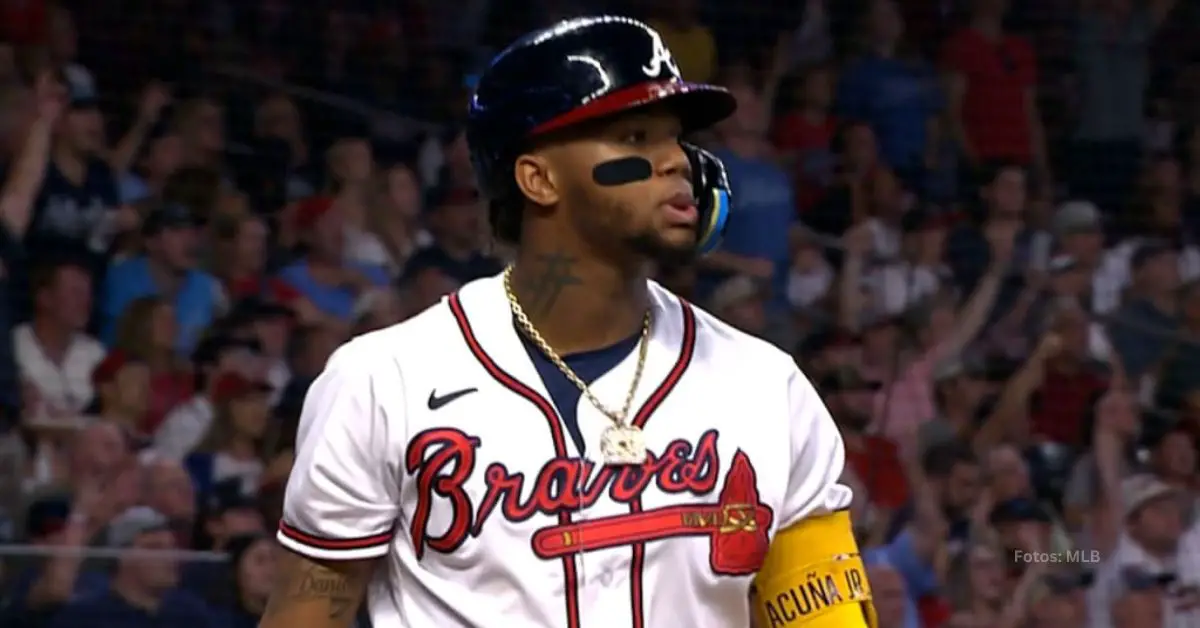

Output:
xmin=211 ymin=211 xmax=287 ymax=302
xmin=1028 ymin=305 xmax=1110 ymax=447
xmin=820 ymin=365 xmax=911 ymax=511
xmin=772 ymin=64 xmax=838 ymax=214
xmin=991 ymin=302 xmax=1110 ymax=448
xmin=941 ymin=0 xmax=1048 ymax=181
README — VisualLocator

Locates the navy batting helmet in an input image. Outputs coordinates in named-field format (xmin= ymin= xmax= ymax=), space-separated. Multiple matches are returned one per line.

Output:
xmin=467 ymin=15 xmax=736 ymax=249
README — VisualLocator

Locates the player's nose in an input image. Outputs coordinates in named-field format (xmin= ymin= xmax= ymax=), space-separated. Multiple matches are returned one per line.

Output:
xmin=658 ymin=141 xmax=691 ymax=181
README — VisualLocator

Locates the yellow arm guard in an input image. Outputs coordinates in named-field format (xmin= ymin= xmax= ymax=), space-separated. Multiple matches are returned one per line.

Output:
xmin=752 ymin=510 xmax=877 ymax=628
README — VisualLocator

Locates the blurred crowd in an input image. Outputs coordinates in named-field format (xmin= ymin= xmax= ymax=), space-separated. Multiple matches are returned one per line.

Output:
xmin=0 ymin=0 xmax=1198 ymax=626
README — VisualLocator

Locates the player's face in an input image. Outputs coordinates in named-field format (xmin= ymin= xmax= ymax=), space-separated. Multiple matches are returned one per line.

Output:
xmin=554 ymin=107 xmax=698 ymax=265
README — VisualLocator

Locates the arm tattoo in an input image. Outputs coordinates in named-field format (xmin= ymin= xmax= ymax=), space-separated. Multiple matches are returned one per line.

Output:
xmin=263 ymin=558 xmax=366 ymax=621
xmin=516 ymin=252 xmax=582 ymax=317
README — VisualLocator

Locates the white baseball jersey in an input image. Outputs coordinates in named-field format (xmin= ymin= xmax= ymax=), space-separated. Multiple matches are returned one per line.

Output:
xmin=277 ymin=273 xmax=852 ymax=628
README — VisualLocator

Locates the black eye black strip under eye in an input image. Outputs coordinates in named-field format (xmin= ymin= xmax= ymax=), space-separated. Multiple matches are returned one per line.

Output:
xmin=592 ymin=156 xmax=653 ymax=186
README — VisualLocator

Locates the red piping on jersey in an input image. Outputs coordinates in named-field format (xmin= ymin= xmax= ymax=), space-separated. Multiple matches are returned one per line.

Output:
xmin=627 ymin=302 xmax=697 ymax=628
xmin=277 ymin=520 xmax=395 ymax=551
xmin=448 ymin=293 xmax=581 ymax=628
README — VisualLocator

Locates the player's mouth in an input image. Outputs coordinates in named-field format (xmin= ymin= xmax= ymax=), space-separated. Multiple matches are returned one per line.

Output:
xmin=661 ymin=191 xmax=698 ymax=226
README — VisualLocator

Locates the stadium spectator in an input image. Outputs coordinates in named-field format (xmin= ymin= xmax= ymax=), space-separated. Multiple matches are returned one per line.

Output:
xmin=785 ymin=225 xmax=833 ymax=312
xmin=152 ymin=335 xmax=259 ymax=460
xmin=273 ymin=324 xmax=340 ymax=422
xmin=918 ymin=442 xmax=982 ymax=544
xmin=1108 ymin=155 xmax=1200 ymax=287
xmin=139 ymin=456 xmax=196 ymax=549
xmin=1029 ymin=573 xmax=1089 ymax=628
xmin=170 ymin=97 xmax=225 ymax=174
xmin=110 ymin=296 xmax=192 ymax=432
xmin=3 ymin=492 xmax=108 ymax=626
xmin=89 ymin=352 xmax=149 ymax=437
xmin=942 ymin=0 xmax=1048 ymax=182
xmin=1087 ymin=474 xmax=1200 ymax=627
xmin=1141 ymin=424 xmax=1199 ymax=503
xmin=701 ymin=76 xmax=795 ymax=305
xmin=350 ymin=288 xmax=405 ymax=336
xmin=846 ymin=220 xmax=1007 ymax=444
xmin=276 ymin=195 xmax=389 ymax=323
xmin=397 ymin=262 xmax=460 ymax=318
xmin=370 ymin=161 xmax=430 ymax=269
xmin=165 ymin=478 xmax=264 ymax=624
xmin=211 ymin=533 xmax=276 ymax=628
xmin=1059 ymin=389 xmax=1138 ymax=547
xmin=46 ymin=5 xmax=93 ymax=100
xmin=208 ymin=211 xmax=275 ymax=301
xmin=1108 ymin=243 xmax=1180 ymax=381
xmin=865 ymin=563 xmax=914 ymax=628
xmin=329 ymin=137 xmax=391 ymax=273
xmin=1154 ymin=280 xmax=1200 ymax=409
xmin=198 ymin=479 xmax=266 ymax=553
xmin=1068 ymin=0 xmax=1176 ymax=212
xmin=115 ymin=91 xmax=179 ymax=206
xmin=823 ymin=366 xmax=908 ymax=513
xmin=805 ymin=121 xmax=884 ymax=240
xmin=252 ymin=94 xmax=317 ymax=202
xmin=46 ymin=507 xmax=214 ymax=628
xmin=772 ymin=64 xmax=836 ymax=214
xmin=919 ymin=358 xmax=989 ymax=453
xmin=836 ymin=0 xmax=941 ymax=182
xmin=863 ymin=207 xmax=950 ymax=316
xmin=944 ymin=539 xmax=1011 ymax=625
xmin=25 ymin=75 xmax=123 ymax=266
xmin=220 ymin=299 xmax=293 ymax=405
xmin=100 ymin=203 xmax=220 ymax=353
xmin=182 ymin=373 xmax=272 ymax=497
xmin=1046 ymin=200 xmax=1110 ymax=312
xmin=14 ymin=257 xmax=103 ymax=416
xmin=1 ymin=72 xmax=57 ymax=247
xmin=708 ymin=275 xmax=768 ymax=338
xmin=1110 ymin=587 xmax=1165 ymax=628
xmin=994 ymin=301 xmax=1109 ymax=447
xmin=404 ymin=185 xmax=501 ymax=285
xmin=945 ymin=162 xmax=1028 ymax=293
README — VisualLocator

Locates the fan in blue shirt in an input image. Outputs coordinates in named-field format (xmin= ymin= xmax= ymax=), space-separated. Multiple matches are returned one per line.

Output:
xmin=276 ymin=196 xmax=388 ymax=322
xmin=100 ymin=203 xmax=220 ymax=354
xmin=699 ymin=147 xmax=796 ymax=310
xmin=863 ymin=530 xmax=940 ymax=628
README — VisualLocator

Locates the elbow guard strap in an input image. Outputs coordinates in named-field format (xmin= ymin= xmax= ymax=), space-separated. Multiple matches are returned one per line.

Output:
xmin=752 ymin=510 xmax=877 ymax=628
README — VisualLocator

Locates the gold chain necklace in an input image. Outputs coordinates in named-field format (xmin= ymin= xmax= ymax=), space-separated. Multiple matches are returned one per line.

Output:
xmin=503 ymin=265 xmax=652 ymax=464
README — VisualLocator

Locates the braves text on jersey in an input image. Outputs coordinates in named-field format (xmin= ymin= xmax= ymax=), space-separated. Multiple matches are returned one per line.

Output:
xmin=276 ymin=273 xmax=853 ymax=628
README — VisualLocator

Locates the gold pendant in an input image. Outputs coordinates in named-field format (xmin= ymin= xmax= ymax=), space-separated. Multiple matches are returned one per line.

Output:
xmin=600 ymin=425 xmax=646 ymax=465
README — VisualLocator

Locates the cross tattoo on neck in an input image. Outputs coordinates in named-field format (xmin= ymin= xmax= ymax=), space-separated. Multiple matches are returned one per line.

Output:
xmin=518 ymin=252 xmax=582 ymax=317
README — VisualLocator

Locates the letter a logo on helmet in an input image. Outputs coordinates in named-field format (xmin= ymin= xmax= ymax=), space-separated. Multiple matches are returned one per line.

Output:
xmin=641 ymin=29 xmax=681 ymax=79
xmin=466 ymin=16 xmax=737 ymax=246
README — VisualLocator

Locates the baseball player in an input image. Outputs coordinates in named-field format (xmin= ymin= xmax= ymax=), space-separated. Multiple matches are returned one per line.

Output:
xmin=260 ymin=15 xmax=875 ymax=628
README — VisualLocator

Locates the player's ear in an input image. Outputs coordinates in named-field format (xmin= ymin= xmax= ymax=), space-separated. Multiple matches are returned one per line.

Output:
xmin=514 ymin=153 xmax=561 ymax=208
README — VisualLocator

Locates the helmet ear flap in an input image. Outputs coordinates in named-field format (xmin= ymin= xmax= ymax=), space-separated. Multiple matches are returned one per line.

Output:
xmin=696 ymin=187 xmax=730 ymax=255
xmin=682 ymin=142 xmax=732 ymax=255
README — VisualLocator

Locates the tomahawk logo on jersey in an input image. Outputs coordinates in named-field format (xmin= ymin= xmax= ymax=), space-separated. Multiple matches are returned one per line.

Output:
xmin=276 ymin=277 xmax=852 ymax=628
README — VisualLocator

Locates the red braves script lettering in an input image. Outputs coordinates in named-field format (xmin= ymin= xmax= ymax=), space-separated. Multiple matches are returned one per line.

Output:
xmin=405 ymin=429 xmax=721 ymax=559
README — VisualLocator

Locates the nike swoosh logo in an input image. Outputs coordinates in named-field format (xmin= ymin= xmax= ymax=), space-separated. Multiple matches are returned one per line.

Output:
xmin=427 ymin=387 xmax=479 ymax=410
